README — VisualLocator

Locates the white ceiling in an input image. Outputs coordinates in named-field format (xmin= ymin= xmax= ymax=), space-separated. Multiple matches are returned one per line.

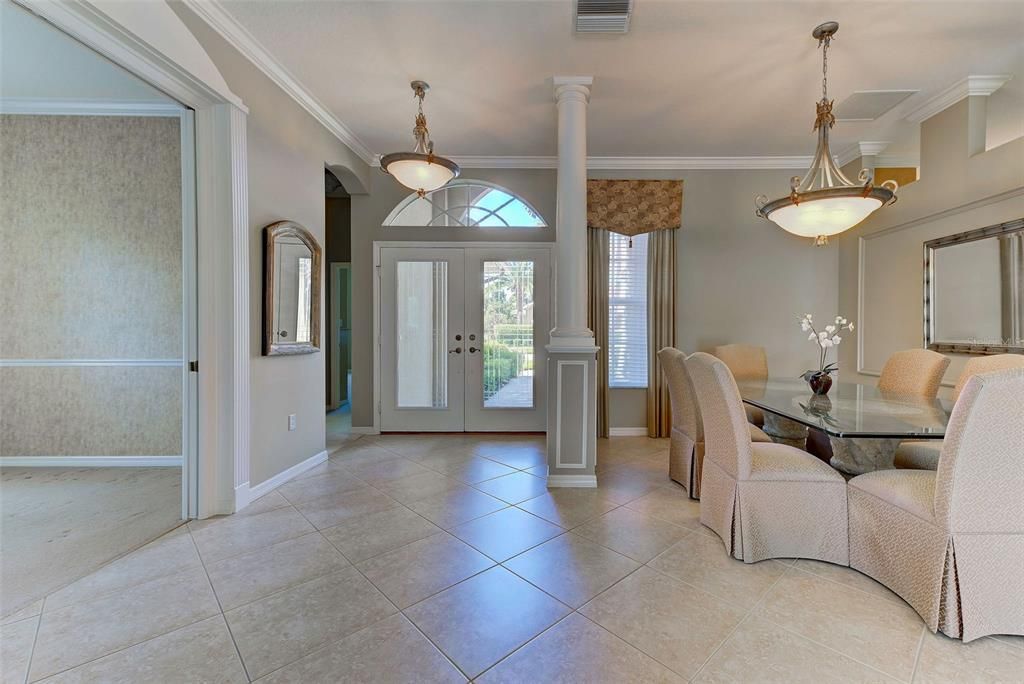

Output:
xmin=0 ymin=1 xmax=175 ymax=104
xmin=217 ymin=1 xmax=1022 ymax=160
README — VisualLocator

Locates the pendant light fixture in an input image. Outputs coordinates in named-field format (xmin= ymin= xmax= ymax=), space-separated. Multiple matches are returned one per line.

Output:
xmin=756 ymin=22 xmax=898 ymax=246
xmin=380 ymin=80 xmax=460 ymax=197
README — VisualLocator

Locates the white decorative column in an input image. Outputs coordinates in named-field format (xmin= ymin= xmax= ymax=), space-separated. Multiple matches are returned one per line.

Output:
xmin=546 ymin=76 xmax=598 ymax=488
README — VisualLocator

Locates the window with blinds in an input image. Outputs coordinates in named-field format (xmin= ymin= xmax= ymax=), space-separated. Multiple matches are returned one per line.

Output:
xmin=608 ymin=231 xmax=648 ymax=388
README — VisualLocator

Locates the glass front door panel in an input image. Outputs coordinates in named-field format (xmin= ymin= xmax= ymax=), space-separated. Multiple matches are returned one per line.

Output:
xmin=482 ymin=260 xmax=534 ymax=408
xmin=396 ymin=261 xmax=448 ymax=408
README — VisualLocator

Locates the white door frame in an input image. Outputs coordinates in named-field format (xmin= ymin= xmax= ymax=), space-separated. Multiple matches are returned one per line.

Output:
xmin=372 ymin=240 xmax=555 ymax=434
xmin=18 ymin=0 xmax=252 ymax=517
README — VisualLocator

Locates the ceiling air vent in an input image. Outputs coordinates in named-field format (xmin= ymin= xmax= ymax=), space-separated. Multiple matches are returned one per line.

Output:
xmin=576 ymin=0 xmax=633 ymax=33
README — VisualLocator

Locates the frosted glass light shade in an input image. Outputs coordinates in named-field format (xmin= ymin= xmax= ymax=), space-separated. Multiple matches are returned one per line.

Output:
xmin=766 ymin=196 xmax=883 ymax=238
xmin=381 ymin=154 xmax=459 ymax=195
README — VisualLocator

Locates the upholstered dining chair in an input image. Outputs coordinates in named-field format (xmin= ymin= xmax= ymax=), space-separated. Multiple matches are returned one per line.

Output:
xmin=848 ymin=368 xmax=1024 ymax=642
xmin=877 ymin=348 xmax=951 ymax=397
xmin=685 ymin=352 xmax=848 ymax=564
xmin=712 ymin=344 xmax=768 ymax=427
xmin=895 ymin=354 xmax=1024 ymax=470
xmin=658 ymin=348 xmax=771 ymax=498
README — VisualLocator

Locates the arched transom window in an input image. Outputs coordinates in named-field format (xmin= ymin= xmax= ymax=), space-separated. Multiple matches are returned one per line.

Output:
xmin=384 ymin=180 xmax=547 ymax=228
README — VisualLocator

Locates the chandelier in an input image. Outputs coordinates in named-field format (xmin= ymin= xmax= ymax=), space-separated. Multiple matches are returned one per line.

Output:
xmin=380 ymin=80 xmax=460 ymax=197
xmin=756 ymin=22 xmax=897 ymax=246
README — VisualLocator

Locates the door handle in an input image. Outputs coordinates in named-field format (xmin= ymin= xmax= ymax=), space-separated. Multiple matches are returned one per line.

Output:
xmin=448 ymin=347 xmax=463 ymax=354
xmin=468 ymin=346 xmax=479 ymax=354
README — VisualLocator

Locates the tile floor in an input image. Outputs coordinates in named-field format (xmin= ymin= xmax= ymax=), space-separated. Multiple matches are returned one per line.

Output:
xmin=3 ymin=435 xmax=1022 ymax=683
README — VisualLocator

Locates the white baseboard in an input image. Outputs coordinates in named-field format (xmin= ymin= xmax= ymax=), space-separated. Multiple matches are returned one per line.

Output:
xmin=547 ymin=474 xmax=598 ymax=488
xmin=235 ymin=449 xmax=328 ymax=511
xmin=609 ymin=427 xmax=648 ymax=437
xmin=1 ymin=456 xmax=183 ymax=467
xmin=350 ymin=426 xmax=380 ymax=435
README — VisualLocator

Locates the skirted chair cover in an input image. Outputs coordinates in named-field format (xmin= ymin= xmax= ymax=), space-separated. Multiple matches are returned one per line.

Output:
xmin=685 ymin=352 xmax=848 ymax=564
xmin=877 ymin=348 xmax=951 ymax=398
xmin=712 ymin=344 xmax=768 ymax=427
xmin=659 ymin=348 xmax=771 ymax=498
xmin=849 ymin=368 xmax=1024 ymax=641
xmin=895 ymin=354 xmax=1024 ymax=470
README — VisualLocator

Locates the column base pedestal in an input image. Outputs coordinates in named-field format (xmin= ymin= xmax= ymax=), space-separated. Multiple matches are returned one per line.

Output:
xmin=545 ymin=348 xmax=598 ymax=487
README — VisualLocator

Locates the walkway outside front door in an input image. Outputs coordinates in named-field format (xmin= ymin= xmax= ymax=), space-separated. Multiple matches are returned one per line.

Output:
xmin=379 ymin=245 xmax=551 ymax=432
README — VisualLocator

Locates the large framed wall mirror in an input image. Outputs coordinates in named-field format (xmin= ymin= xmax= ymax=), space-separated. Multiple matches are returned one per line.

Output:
xmin=924 ymin=218 xmax=1024 ymax=354
xmin=264 ymin=221 xmax=322 ymax=355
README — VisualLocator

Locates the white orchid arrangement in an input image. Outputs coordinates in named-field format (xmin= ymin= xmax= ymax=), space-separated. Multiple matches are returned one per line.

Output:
xmin=799 ymin=313 xmax=855 ymax=378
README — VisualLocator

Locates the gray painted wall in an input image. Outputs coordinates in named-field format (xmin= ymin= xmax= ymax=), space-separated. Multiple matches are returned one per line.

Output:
xmin=350 ymin=166 xmax=839 ymax=429
xmin=837 ymin=98 xmax=1024 ymax=395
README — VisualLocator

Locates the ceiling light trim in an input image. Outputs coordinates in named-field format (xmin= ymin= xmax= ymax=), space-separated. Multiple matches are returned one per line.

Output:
xmin=182 ymin=0 xmax=375 ymax=164
xmin=904 ymin=74 xmax=1012 ymax=124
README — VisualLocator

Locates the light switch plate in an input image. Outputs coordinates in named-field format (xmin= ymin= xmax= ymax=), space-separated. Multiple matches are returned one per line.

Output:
xmin=288 ymin=414 xmax=297 ymax=431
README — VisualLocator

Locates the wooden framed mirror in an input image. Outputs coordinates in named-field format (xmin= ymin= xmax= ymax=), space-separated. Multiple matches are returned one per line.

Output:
xmin=263 ymin=220 xmax=321 ymax=356
xmin=924 ymin=217 xmax=1024 ymax=354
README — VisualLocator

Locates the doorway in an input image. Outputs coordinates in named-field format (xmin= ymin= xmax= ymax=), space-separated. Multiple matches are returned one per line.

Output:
xmin=325 ymin=169 xmax=354 ymax=446
xmin=377 ymin=244 xmax=551 ymax=432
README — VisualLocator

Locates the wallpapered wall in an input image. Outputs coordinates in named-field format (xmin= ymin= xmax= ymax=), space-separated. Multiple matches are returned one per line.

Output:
xmin=0 ymin=114 xmax=183 ymax=458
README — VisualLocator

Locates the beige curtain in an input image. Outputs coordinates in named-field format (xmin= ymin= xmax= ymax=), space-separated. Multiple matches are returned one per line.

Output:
xmin=647 ymin=229 xmax=676 ymax=438
xmin=588 ymin=229 xmax=610 ymax=438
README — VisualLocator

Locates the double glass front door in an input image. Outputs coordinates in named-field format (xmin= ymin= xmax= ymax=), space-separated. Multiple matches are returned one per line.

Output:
xmin=380 ymin=246 xmax=551 ymax=431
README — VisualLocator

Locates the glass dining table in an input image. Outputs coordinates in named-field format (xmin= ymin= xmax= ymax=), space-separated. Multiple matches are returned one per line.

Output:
xmin=735 ymin=378 xmax=954 ymax=475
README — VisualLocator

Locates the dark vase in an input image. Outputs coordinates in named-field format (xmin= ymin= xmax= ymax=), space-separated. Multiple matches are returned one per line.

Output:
xmin=808 ymin=372 xmax=833 ymax=396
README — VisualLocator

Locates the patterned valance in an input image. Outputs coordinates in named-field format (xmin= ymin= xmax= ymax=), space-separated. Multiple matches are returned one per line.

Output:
xmin=586 ymin=179 xmax=683 ymax=236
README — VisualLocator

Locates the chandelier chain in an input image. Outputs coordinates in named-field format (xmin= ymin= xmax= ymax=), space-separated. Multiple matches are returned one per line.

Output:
xmin=819 ymin=34 xmax=830 ymax=102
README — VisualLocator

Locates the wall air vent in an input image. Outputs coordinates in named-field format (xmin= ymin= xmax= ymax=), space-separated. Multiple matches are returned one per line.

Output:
xmin=576 ymin=0 xmax=633 ymax=33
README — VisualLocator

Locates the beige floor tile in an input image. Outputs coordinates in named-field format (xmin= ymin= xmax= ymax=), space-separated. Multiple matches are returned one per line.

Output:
xmin=256 ymin=613 xmax=464 ymax=683
xmin=990 ymin=633 xmax=1024 ymax=650
xmin=426 ymin=456 xmax=518 ymax=484
xmin=516 ymin=489 xmax=619 ymax=529
xmin=405 ymin=566 xmax=570 ymax=679
xmin=375 ymin=471 xmax=466 ymax=504
xmin=186 ymin=492 xmax=290 ymax=536
xmin=292 ymin=486 xmax=399 ymax=530
xmin=572 ymin=506 xmax=692 ymax=563
xmin=580 ymin=567 xmax=747 ymax=680
xmin=225 ymin=566 xmax=396 ymax=679
xmin=30 ymin=567 xmax=220 ymax=681
xmin=45 ymin=532 xmax=202 ymax=611
xmin=356 ymin=533 xmax=494 ymax=609
xmin=598 ymin=463 xmax=672 ymax=504
xmin=2 ymin=599 xmax=42 ymax=625
xmin=914 ymin=630 xmax=1024 ymax=683
xmin=406 ymin=487 xmax=507 ymax=529
xmin=277 ymin=469 xmax=367 ymax=506
xmin=792 ymin=558 xmax=904 ymax=604
xmin=648 ymin=533 xmax=787 ymax=609
xmin=449 ymin=507 xmax=563 ymax=562
xmin=190 ymin=506 xmax=315 ymax=563
xmin=328 ymin=443 xmax=406 ymax=468
xmin=623 ymin=484 xmax=702 ymax=530
xmin=320 ymin=506 xmax=442 ymax=563
xmin=478 ymin=613 xmax=685 ymax=684
xmin=756 ymin=568 xmax=924 ymax=681
xmin=344 ymin=457 xmax=434 ymax=484
xmin=39 ymin=616 xmax=247 ymax=684
xmin=694 ymin=615 xmax=900 ymax=683
xmin=504 ymin=534 xmax=640 ymax=608
xmin=473 ymin=472 xmax=549 ymax=505
xmin=472 ymin=444 xmax=547 ymax=470
xmin=1 ymin=614 xmax=37 ymax=684
xmin=206 ymin=532 xmax=350 ymax=610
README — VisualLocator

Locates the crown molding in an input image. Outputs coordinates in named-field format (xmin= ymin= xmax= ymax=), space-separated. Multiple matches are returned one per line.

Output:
xmin=905 ymin=74 xmax=1012 ymax=124
xmin=438 ymin=155 xmax=819 ymax=170
xmin=182 ymin=0 xmax=374 ymax=164
xmin=0 ymin=97 xmax=184 ymax=116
